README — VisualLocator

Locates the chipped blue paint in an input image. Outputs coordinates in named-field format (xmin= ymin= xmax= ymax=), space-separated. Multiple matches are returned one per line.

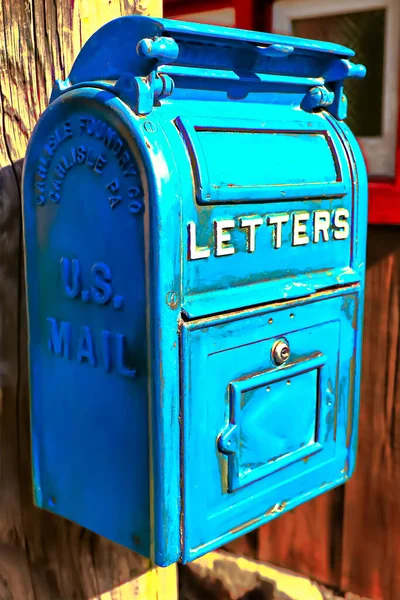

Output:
xmin=22 ymin=16 xmax=367 ymax=566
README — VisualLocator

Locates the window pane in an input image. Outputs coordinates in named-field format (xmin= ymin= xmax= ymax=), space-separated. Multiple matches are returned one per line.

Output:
xmin=292 ymin=10 xmax=385 ymax=137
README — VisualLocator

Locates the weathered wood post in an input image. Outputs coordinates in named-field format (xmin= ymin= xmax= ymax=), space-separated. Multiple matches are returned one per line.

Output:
xmin=0 ymin=1 xmax=178 ymax=598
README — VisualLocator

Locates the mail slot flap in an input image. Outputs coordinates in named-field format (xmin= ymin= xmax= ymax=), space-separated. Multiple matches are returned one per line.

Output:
xmin=175 ymin=105 xmax=362 ymax=317
xmin=177 ymin=115 xmax=347 ymax=203
xmin=181 ymin=292 xmax=359 ymax=561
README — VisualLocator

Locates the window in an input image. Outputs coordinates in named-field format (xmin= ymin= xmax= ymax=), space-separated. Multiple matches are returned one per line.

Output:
xmin=168 ymin=7 xmax=235 ymax=27
xmin=273 ymin=0 xmax=400 ymax=177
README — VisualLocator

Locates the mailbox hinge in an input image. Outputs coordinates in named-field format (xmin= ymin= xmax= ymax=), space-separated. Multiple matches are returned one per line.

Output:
xmin=302 ymin=58 xmax=366 ymax=120
xmin=114 ymin=36 xmax=178 ymax=115
xmin=114 ymin=70 xmax=175 ymax=116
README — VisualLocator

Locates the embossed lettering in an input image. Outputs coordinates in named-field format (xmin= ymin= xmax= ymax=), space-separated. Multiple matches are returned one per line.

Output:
xmin=36 ymin=163 xmax=48 ymax=180
xmin=107 ymin=179 xmax=122 ymax=209
xmin=109 ymin=196 xmax=122 ymax=208
xmin=61 ymin=257 xmax=81 ymax=298
xmin=79 ymin=117 xmax=89 ymax=133
xmin=187 ymin=222 xmax=211 ymax=260
xmin=52 ymin=179 xmax=62 ymax=192
xmin=292 ymin=212 xmax=310 ymax=246
xmin=62 ymin=152 xmax=73 ymax=171
xmin=36 ymin=179 xmax=45 ymax=193
xmin=118 ymin=151 xmax=130 ymax=169
xmin=46 ymin=319 xmax=135 ymax=377
xmin=64 ymin=121 xmax=73 ymax=138
xmin=109 ymin=197 xmax=122 ymax=208
xmin=44 ymin=122 xmax=73 ymax=157
xmin=76 ymin=146 xmax=87 ymax=163
xmin=187 ymin=207 xmax=350 ymax=259
xmin=128 ymin=186 xmax=141 ymax=198
xmin=47 ymin=318 xmax=71 ymax=359
xmin=116 ymin=334 xmax=136 ymax=378
xmin=267 ymin=214 xmax=290 ymax=249
xmin=51 ymin=146 xmax=107 ymax=191
xmin=215 ymin=220 xmax=235 ymax=257
xmin=94 ymin=155 xmax=107 ymax=174
xmin=107 ymin=179 xmax=120 ymax=193
xmin=91 ymin=262 xmax=113 ymax=305
xmin=333 ymin=208 xmax=350 ymax=240
xmin=239 ymin=217 xmax=263 ymax=253
xmin=44 ymin=136 xmax=57 ymax=157
xmin=104 ymin=127 xmax=116 ymax=148
xmin=55 ymin=163 xmax=67 ymax=178
xmin=35 ymin=116 xmax=140 ymax=206
xmin=313 ymin=210 xmax=331 ymax=242
xmin=79 ymin=118 xmax=138 ymax=176
xmin=49 ymin=190 xmax=61 ymax=203
xmin=76 ymin=326 xmax=96 ymax=367
xmin=112 ymin=138 xmax=124 ymax=156
xmin=123 ymin=163 xmax=137 ymax=177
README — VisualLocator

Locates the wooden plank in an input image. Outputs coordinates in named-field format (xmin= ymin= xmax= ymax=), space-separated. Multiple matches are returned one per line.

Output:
xmin=0 ymin=1 xmax=178 ymax=598
xmin=224 ymin=530 xmax=259 ymax=560
xmin=257 ymin=489 xmax=344 ymax=588
xmin=340 ymin=226 xmax=400 ymax=599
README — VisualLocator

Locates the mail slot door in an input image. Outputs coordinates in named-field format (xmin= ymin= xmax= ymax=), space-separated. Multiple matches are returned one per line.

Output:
xmin=181 ymin=291 xmax=360 ymax=562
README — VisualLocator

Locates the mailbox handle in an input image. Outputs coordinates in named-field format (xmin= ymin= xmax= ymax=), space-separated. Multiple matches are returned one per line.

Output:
xmin=256 ymin=43 xmax=294 ymax=58
xmin=137 ymin=37 xmax=179 ymax=64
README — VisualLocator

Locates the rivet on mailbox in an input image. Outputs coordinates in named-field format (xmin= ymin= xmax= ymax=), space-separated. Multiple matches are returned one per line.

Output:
xmin=22 ymin=16 xmax=367 ymax=566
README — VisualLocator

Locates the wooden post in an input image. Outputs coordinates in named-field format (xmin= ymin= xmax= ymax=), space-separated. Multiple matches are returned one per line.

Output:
xmin=0 ymin=1 xmax=178 ymax=598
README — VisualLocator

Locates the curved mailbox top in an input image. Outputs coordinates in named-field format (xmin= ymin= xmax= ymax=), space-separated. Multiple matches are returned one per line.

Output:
xmin=63 ymin=16 xmax=365 ymax=97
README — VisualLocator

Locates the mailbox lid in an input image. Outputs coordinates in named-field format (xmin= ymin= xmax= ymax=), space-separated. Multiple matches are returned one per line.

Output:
xmin=165 ymin=100 xmax=367 ymax=318
xmin=176 ymin=114 xmax=346 ymax=204
xmin=181 ymin=289 xmax=361 ymax=561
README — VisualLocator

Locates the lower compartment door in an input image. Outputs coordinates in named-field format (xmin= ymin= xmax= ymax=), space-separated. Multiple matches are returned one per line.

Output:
xmin=181 ymin=291 xmax=360 ymax=562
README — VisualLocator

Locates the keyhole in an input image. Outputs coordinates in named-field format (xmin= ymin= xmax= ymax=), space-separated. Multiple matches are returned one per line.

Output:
xmin=272 ymin=339 xmax=290 ymax=366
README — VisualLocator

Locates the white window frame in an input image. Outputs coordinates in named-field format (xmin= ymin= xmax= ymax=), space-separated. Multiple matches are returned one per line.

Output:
xmin=172 ymin=7 xmax=236 ymax=27
xmin=273 ymin=0 xmax=400 ymax=177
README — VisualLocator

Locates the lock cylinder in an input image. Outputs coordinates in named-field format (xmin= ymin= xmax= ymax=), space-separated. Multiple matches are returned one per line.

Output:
xmin=272 ymin=339 xmax=290 ymax=366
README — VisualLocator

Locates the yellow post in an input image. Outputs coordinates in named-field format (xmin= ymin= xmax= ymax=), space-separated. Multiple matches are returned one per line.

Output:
xmin=90 ymin=563 xmax=178 ymax=600
xmin=0 ymin=0 xmax=178 ymax=598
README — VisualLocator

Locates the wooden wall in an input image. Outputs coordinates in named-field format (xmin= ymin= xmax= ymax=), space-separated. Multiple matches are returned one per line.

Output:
xmin=226 ymin=226 xmax=400 ymax=600
xmin=0 ymin=1 xmax=178 ymax=598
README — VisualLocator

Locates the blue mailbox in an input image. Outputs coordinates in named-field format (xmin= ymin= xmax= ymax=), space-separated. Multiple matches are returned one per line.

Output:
xmin=22 ymin=16 xmax=367 ymax=566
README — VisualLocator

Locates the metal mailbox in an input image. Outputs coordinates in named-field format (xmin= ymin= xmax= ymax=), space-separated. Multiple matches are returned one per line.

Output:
xmin=22 ymin=16 xmax=368 ymax=566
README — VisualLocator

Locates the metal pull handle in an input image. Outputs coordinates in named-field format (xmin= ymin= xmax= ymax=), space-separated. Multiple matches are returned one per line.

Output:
xmin=137 ymin=36 xmax=179 ymax=63
xmin=256 ymin=43 xmax=294 ymax=58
